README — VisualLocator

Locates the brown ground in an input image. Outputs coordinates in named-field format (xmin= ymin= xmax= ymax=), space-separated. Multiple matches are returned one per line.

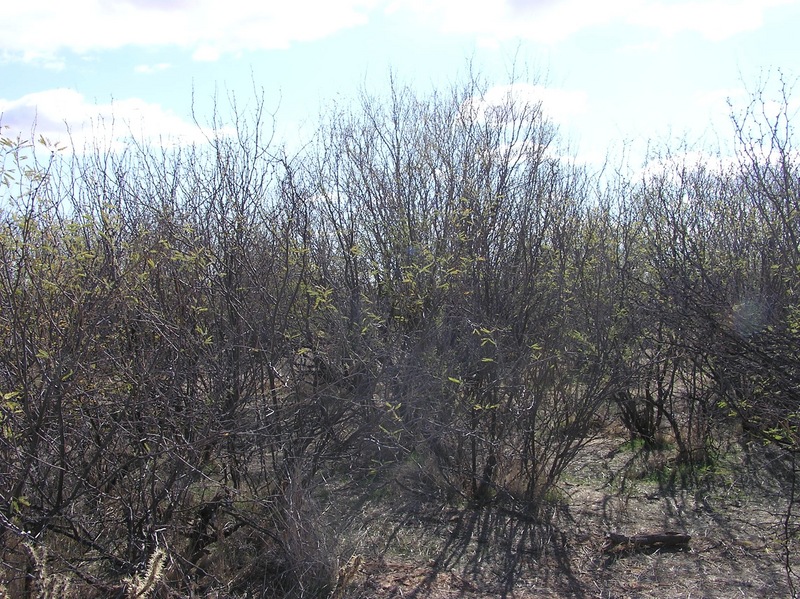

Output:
xmin=334 ymin=432 xmax=798 ymax=598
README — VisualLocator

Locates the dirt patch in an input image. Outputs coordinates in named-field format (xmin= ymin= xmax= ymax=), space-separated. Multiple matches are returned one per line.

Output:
xmin=335 ymin=435 xmax=797 ymax=598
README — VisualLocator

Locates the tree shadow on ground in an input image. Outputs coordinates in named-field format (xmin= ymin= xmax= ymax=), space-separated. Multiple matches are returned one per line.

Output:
xmin=389 ymin=500 xmax=587 ymax=598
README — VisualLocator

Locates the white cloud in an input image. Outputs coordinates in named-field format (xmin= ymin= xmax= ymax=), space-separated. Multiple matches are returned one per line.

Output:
xmin=470 ymin=83 xmax=588 ymax=125
xmin=390 ymin=0 xmax=796 ymax=45
xmin=641 ymin=149 xmax=736 ymax=181
xmin=134 ymin=62 xmax=172 ymax=74
xmin=0 ymin=88 xmax=227 ymax=151
xmin=0 ymin=49 xmax=67 ymax=71
xmin=456 ymin=83 xmax=587 ymax=165
xmin=0 ymin=0 xmax=378 ymax=62
xmin=627 ymin=0 xmax=787 ymax=41
xmin=192 ymin=46 xmax=222 ymax=62
xmin=698 ymin=81 xmax=800 ymax=131
xmin=389 ymin=0 xmax=623 ymax=44
xmin=694 ymin=87 xmax=747 ymax=118
xmin=1 ymin=0 xmax=792 ymax=63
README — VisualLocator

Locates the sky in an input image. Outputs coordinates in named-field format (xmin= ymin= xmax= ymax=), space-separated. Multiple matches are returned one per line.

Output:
xmin=1 ymin=0 xmax=799 ymax=167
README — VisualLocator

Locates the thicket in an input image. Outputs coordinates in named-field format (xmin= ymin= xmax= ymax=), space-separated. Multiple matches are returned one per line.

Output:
xmin=0 ymin=72 xmax=798 ymax=597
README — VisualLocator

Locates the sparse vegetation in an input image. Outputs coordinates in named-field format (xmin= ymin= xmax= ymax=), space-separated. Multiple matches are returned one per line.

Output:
xmin=1 ymin=70 xmax=798 ymax=597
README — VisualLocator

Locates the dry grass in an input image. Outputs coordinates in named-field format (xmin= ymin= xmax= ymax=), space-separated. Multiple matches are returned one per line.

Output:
xmin=3 ymin=426 xmax=795 ymax=598
xmin=330 ymin=429 xmax=798 ymax=598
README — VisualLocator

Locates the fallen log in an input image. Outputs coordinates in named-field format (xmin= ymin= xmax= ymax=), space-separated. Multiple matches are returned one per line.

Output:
xmin=603 ymin=531 xmax=691 ymax=553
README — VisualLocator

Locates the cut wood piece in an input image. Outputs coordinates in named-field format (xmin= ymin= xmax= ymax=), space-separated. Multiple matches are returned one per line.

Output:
xmin=603 ymin=531 xmax=691 ymax=553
